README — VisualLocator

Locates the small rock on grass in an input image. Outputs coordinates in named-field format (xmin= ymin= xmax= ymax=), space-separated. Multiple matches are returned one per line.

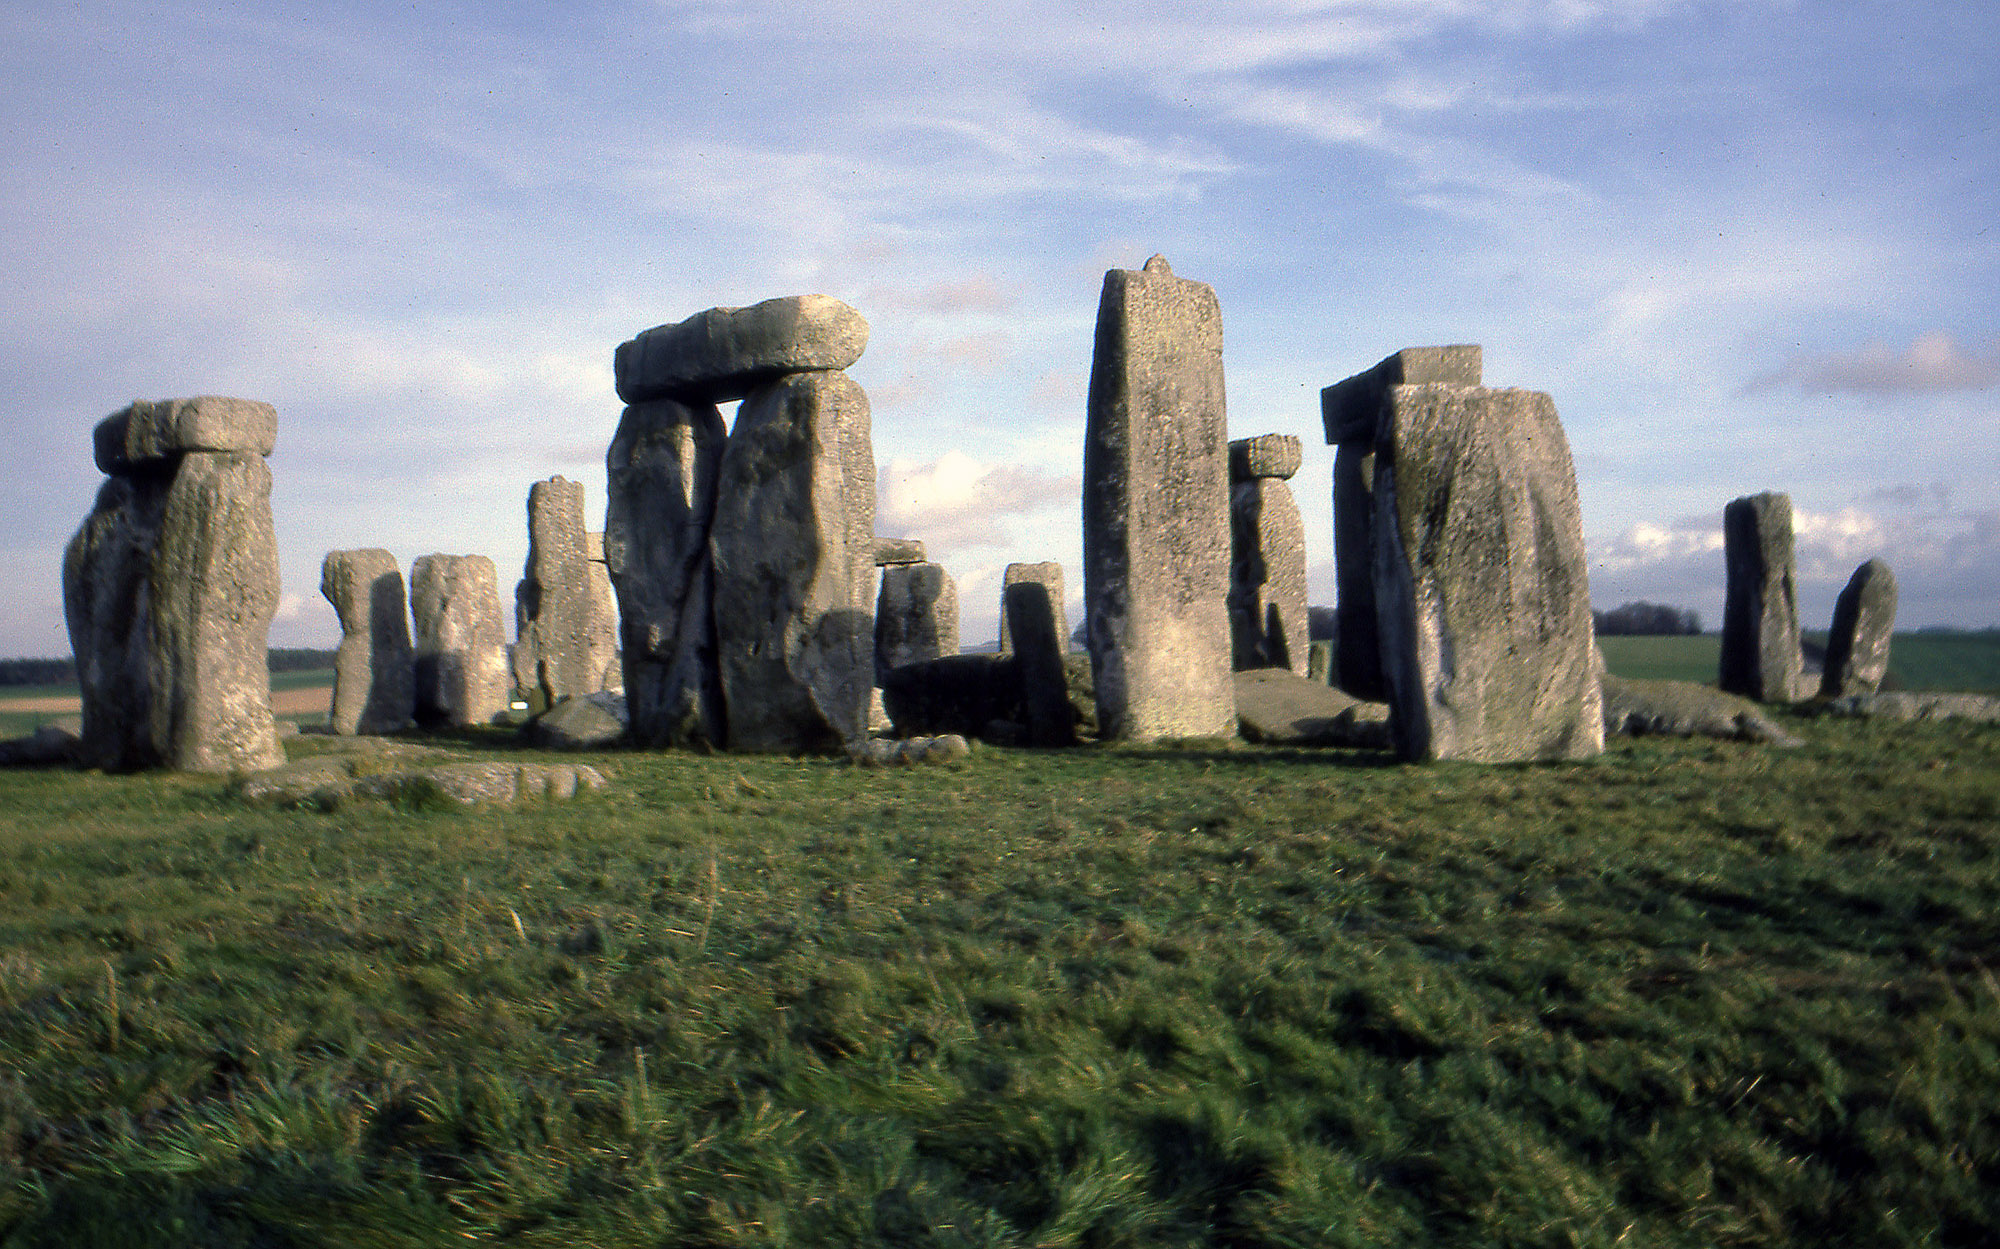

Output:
xmin=848 ymin=734 xmax=971 ymax=767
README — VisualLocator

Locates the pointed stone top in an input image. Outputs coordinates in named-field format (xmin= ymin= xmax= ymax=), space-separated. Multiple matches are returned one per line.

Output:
xmin=1142 ymin=254 xmax=1173 ymax=275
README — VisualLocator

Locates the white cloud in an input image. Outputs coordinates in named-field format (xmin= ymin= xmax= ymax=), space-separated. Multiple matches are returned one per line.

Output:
xmin=876 ymin=451 xmax=1077 ymax=551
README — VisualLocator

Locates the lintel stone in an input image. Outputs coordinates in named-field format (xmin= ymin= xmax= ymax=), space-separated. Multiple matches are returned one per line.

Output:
xmin=614 ymin=295 xmax=869 ymax=404
xmin=1229 ymin=434 xmax=1302 ymax=482
xmin=1320 ymin=346 xmax=1481 ymax=445
xmin=94 ymin=397 xmax=278 ymax=474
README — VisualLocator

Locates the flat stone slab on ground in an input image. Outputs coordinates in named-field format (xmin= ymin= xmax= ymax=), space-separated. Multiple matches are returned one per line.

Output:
xmin=615 ymin=295 xmax=869 ymax=404
xmin=1600 ymin=675 xmax=1801 ymax=746
xmin=1819 ymin=692 xmax=2000 ymax=723
xmin=1232 ymin=668 xmax=1390 ymax=748
xmin=237 ymin=746 xmax=610 ymax=809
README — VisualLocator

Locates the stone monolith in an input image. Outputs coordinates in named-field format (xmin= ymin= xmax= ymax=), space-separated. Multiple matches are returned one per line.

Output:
xmin=64 ymin=397 xmax=284 ymax=773
xmin=710 ymin=371 xmax=876 ymax=751
xmin=514 ymin=477 xmax=619 ymax=709
xmin=1321 ymin=347 xmax=1483 ymax=701
xmin=1371 ymin=383 xmax=1602 ymax=762
xmin=1081 ymin=255 xmax=1235 ymax=741
xmin=876 ymin=562 xmax=959 ymax=680
xmin=1004 ymin=577 xmax=1079 ymax=746
xmin=410 ymin=554 xmax=509 ymax=727
xmin=1228 ymin=434 xmax=1308 ymax=676
xmin=1719 ymin=491 xmax=1802 ymax=703
xmin=1820 ymin=558 xmax=1897 ymax=697
xmin=997 ymin=562 xmax=1067 ymax=657
xmin=322 ymin=549 xmax=415 ymax=736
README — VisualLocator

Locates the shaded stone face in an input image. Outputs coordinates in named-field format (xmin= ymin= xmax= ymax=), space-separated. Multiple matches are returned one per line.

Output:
xmin=1371 ymin=383 xmax=1602 ymax=763
xmin=1082 ymin=255 xmax=1236 ymax=741
xmin=1719 ymin=491 xmax=1801 ymax=703
xmin=1820 ymin=557 xmax=1897 ymax=697
xmin=876 ymin=562 xmax=960 ymax=680
xmin=997 ymin=562 xmax=1066 ymax=657
xmin=410 ymin=554 xmax=510 ymax=728
xmin=605 ymin=399 xmax=728 ymax=748
xmin=1320 ymin=346 xmax=1482 ymax=445
xmin=1003 ymin=578 xmax=1079 ymax=746
xmin=514 ymin=476 xmax=620 ymax=707
xmin=322 ymin=548 xmax=415 ymax=736
xmin=710 ymin=371 xmax=876 ymax=752
xmin=614 ymin=295 xmax=869 ymax=405
xmin=1229 ymin=475 xmax=1309 ymax=676
xmin=65 ymin=399 xmax=283 ymax=773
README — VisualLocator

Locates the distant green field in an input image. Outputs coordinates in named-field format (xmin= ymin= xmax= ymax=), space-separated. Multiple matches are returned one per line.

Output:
xmin=1599 ymin=632 xmax=2000 ymax=694
xmin=0 ymin=668 xmax=334 ymax=738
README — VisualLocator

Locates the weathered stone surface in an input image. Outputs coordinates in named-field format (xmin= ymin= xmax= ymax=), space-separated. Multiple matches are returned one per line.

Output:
xmin=1229 ymin=434 xmax=1302 ymax=482
xmin=322 ymin=549 xmax=415 ymax=736
xmin=614 ymin=295 xmax=869 ymax=405
xmin=873 ymin=537 xmax=927 ymax=566
xmin=65 ymin=436 xmax=283 ymax=773
xmin=238 ymin=750 xmax=608 ymax=809
xmin=1373 ymin=384 xmax=1602 ymax=762
xmin=1820 ymin=558 xmax=1897 ymax=697
xmin=997 ymin=562 xmax=1066 ymax=657
xmin=1233 ymin=668 xmax=1391 ymax=749
xmin=847 ymin=734 xmax=971 ymax=767
xmin=1004 ymin=578 xmax=1078 ymax=746
xmin=605 ymin=399 xmax=727 ymax=748
xmin=1820 ymin=691 xmax=2000 ymax=723
xmin=409 ymin=554 xmax=509 ymax=728
xmin=93 ymin=396 xmax=278 ymax=475
xmin=526 ymin=692 xmax=628 ymax=750
xmin=1320 ymin=346 xmax=1482 ymax=445
xmin=876 ymin=562 xmax=959 ymax=680
xmin=1230 ymin=474 xmax=1309 ymax=676
xmin=1719 ymin=492 xmax=1801 ymax=703
xmin=1601 ymin=675 xmax=1801 ymax=746
xmin=711 ymin=371 xmax=876 ymax=752
xmin=1082 ymin=255 xmax=1235 ymax=741
xmin=514 ymin=477 xmax=620 ymax=707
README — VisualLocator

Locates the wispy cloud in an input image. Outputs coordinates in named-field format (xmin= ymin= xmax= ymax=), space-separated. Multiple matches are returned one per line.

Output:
xmin=876 ymin=451 xmax=1077 ymax=550
xmin=1742 ymin=333 xmax=2000 ymax=396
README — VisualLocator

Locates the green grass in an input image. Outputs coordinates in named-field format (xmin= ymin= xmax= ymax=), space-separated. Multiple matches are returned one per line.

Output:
xmin=0 ymin=719 xmax=1996 ymax=1246
xmin=1599 ymin=632 xmax=2000 ymax=694
xmin=1594 ymin=635 xmax=1721 ymax=684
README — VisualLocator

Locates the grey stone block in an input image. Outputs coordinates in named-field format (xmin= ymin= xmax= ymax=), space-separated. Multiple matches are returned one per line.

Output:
xmin=514 ymin=477 xmax=620 ymax=707
xmin=997 ymin=562 xmax=1066 ymax=656
xmin=1229 ymin=475 xmax=1309 ymax=676
xmin=1820 ymin=558 xmax=1897 ymax=697
xmin=1320 ymin=345 xmax=1481 ymax=445
xmin=93 ymin=396 xmax=278 ymax=474
xmin=876 ymin=562 xmax=959 ymax=680
xmin=410 ymin=554 xmax=510 ymax=727
xmin=614 ymin=295 xmax=869 ymax=404
xmin=322 ymin=549 xmax=415 ymax=736
xmin=1719 ymin=491 xmax=1801 ymax=703
xmin=873 ymin=537 xmax=928 ymax=566
xmin=1228 ymin=433 xmax=1302 ymax=482
xmin=1003 ymin=578 xmax=1078 ymax=747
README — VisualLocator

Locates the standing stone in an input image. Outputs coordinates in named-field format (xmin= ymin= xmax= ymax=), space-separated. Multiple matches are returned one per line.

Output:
xmin=997 ymin=562 xmax=1067 ymax=657
xmin=1228 ymin=434 xmax=1309 ymax=676
xmin=409 ymin=554 xmax=510 ymax=727
xmin=1081 ymin=255 xmax=1235 ymax=741
xmin=583 ymin=533 xmax=623 ymax=694
xmin=322 ymin=549 xmax=415 ymax=736
xmin=1371 ymin=383 xmax=1602 ymax=762
xmin=711 ymin=371 xmax=877 ymax=752
xmin=604 ymin=398 xmax=728 ymax=748
xmin=513 ymin=477 xmax=619 ymax=708
xmin=1820 ymin=558 xmax=1898 ymax=697
xmin=1719 ymin=492 xmax=1802 ymax=703
xmin=63 ymin=398 xmax=284 ymax=773
xmin=1003 ymin=578 xmax=1079 ymax=747
xmin=876 ymin=563 xmax=960 ymax=680
xmin=1322 ymin=347 xmax=1483 ymax=701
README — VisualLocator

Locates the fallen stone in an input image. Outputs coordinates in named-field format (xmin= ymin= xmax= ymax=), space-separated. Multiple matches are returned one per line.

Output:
xmin=410 ymin=553 xmax=510 ymax=728
xmin=237 ymin=751 xmax=609 ymax=809
xmin=847 ymin=734 xmax=972 ymax=767
xmin=1082 ymin=255 xmax=1235 ymax=741
xmin=1601 ymin=675 xmax=1802 ymax=746
xmin=1719 ymin=491 xmax=1802 ymax=703
xmin=527 ymin=691 xmax=629 ymax=750
xmin=322 ymin=549 xmax=416 ymax=736
xmin=614 ymin=295 xmax=869 ymax=405
xmin=1820 ymin=558 xmax=1897 ymax=697
xmin=93 ymin=396 xmax=278 ymax=474
xmin=873 ymin=537 xmax=927 ymax=566
xmin=1372 ymin=383 xmax=1602 ymax=762
xmin=1233 ymin=667 xmax=1391 ymax=748
xmin=1818 ymin=692 xmax=2000 ymax=723
xmin=880 ymin=652 xmax=1096 ymax=744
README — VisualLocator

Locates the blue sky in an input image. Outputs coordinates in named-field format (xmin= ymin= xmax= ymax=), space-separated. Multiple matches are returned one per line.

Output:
xmin=3 ymin=0 xmax=1995 ymax=656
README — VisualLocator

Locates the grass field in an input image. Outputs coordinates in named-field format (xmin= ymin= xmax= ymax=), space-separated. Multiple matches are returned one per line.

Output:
xmin=0 ymin=710 xmax=1996 ymax=1245
xmin=1593 ymin=632 xmax=2000 ymax=693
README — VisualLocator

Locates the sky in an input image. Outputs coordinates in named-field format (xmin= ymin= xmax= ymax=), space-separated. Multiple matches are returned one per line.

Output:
xmin=2 ymin=0 xmax=1995 ymax=657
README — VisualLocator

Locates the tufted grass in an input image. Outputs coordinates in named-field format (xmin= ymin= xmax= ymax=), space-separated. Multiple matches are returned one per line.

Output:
xmin=0 ymin=713 xmax=1996 ymax=1246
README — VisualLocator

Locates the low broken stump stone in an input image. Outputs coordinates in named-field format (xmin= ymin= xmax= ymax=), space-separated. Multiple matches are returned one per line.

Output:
xmin=322 ymin=549 xmax=416 ymax=735
xmin=1820 ymin=558 xmax=1897 ymax=697
xmin=527 ymin=692 xmax=628 ymax=750
xmin=514 ymin=477 xmax=620 ymax=709
xmin=615 ymin=295 xmax=869 ymax=405
xmin=711 ymin=370 xmax=877 ymax=752
xmin=1082 ymin=255 xmax=1235 ymax=741
xmin=1233 ymin=668 xmax=1391 ymax=749
xmin=1720 ymin=492 xmax=1803 ymax=703
xmin=605 ymin=398 xmax=727 ymax=748
xmin=63 ymin=397 xmax=284 ymax=773
xmin=997 ymin=562 xmax=1066 ymax=657
xmin=410 ymin=554 xmax=509 ymax=728
xmin=1228 ymin=434 xmax=1308 ymax=676
xmin=1004 ymin=577 xmax=1079 ymax=746
xmin=1372 ymin=382 xmax=1603 ymax=762
xmin=876 ymin=562 xmax=959 ymax=681
xmin=1321 ymin=346 xmax=1482 ymax=701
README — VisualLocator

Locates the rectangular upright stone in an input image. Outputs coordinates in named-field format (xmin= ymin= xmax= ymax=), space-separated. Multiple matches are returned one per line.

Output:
xmin=876 ymin=562 xmax=960 ymax=679
xmin=1372 ymin=384 xmax=1602 ymax=762
xmin=1719 ymin=491 xmax=1802 ymax=702
xmin=514 ymin=476 xmax=620 ymax=707
xmin=1004 ymin=578 xmax=1079 ymax=747
xmin=997 ymin=562 xmax=1066 ymax=657
xmin=1082 ymin=255 xmax=1235 ymax=741
xmin=322 ymin=549 xmax=416 ymax=736
xmin=410 ymin=554 xmax=510 ymax=728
